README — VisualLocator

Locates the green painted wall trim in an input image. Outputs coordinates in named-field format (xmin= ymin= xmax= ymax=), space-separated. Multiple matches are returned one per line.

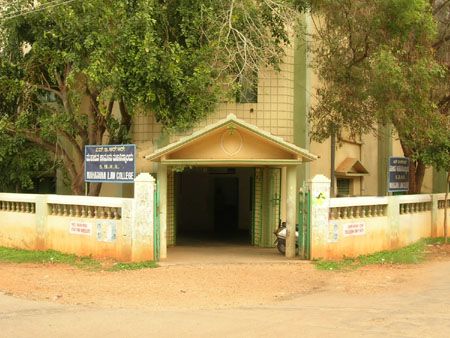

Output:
xmin=293 ymin=14 xmax=310 ymax=184
xmin=433 ymin=168 xmax=448 ymax=193
xmin=377 ymin=124 xmax=392 ymax=196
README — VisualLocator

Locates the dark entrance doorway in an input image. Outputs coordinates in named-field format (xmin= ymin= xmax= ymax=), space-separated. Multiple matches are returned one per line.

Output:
xmin=175 ymin=167 xmax=254 ymax=244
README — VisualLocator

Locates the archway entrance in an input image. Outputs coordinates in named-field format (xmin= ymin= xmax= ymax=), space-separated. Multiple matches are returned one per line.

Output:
xmin=175 ymin=167 xmax=254 ymax=245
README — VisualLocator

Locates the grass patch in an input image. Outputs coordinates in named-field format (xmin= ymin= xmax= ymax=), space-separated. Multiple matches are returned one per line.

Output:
xmin=0 ymin=246 xmax=158 ymax=271
xmin=314 ymin=258 xmax=358 ymax=271
xmin=0 ymin=247 xmax=101 ymax=270
xmin=314 ymin=239 xmax=427 ymax=271
xmin=109 ymin=261 xmax=158 ymax=271
xmin=424 ymin=237 xmax=446 ymax=245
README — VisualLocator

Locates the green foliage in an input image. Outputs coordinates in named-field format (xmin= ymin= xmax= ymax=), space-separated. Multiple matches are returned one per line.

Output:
xmin=0 ymin=246 xmax=158 ymax=271
xmin=424 ymin=237 xmax=446 ymax=245
xmin=310 ymin=0 xmax=449 ymax=176
xmin=314 ymin=239 xmax=427 ymax=271
xmin=109 ymin=261 xmax=158 ymax=271
xmin=0 ymin=134 xmax=54 ymax=192
xmin=0 ymin=0 xmax=309 ymax=193
xmin=0 ymin=247 xmax=101 ymax=270
xmin=0 ymin=0 xmax=308 ymax=132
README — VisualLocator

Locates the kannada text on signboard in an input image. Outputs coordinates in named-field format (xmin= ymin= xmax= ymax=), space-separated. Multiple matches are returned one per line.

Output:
xmin=388 ymin=157 xmax=409 ymax=192
xmin=85 ymin=144 xmax=136 ymax=183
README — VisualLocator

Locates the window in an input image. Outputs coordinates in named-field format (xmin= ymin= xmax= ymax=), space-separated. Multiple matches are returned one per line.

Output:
xmin=236 ymin=71 xmax=258 ymax=103
xmin=337 ymin=178 xmax=351 ymax=197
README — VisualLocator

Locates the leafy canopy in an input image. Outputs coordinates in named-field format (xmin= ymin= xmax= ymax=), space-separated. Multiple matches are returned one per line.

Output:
xmin=0 ymin=0 xmax=309 ymax=194
xmin=310 ymin=0 xmax=449 ymax=191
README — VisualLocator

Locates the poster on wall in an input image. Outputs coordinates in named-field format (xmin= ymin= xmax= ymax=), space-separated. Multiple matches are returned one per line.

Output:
xmin=327 ymin=222 xmax=339 ymax=243
xmin=84 ymin=144 xmax=136 ymax=183
xmin=388 ymin=157 xmax=409 ymax=192
xmin=96 ymin=221 xmax=117 ymax=242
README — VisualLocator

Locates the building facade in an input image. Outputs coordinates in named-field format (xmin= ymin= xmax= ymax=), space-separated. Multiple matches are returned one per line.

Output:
xmin=80 ymin=20 xmax=447 ymax=259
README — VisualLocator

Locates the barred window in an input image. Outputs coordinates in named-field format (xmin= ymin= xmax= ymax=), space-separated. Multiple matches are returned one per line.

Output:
xmin=236 ymin=72 xmax=258 ymax=103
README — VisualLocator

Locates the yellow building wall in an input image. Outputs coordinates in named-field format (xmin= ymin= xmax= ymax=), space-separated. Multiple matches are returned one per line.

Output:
xmin=125 ymin=33 xmax=434 ymax=197
xmin=132 ymin=47 xmax=295 ymax=173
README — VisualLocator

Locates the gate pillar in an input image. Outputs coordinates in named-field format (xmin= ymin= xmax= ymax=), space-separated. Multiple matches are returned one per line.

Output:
xmin=132 ymin=173 xmax=156 ymax=262
xmin=308 ymin=175 xmax=331 ymax=259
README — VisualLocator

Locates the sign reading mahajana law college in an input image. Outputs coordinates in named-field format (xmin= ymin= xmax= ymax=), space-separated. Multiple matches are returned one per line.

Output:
xmin=84 ymin=144 xmax=136 ymax=183
xmin=388 ymin=157 xmax=409 ymax=192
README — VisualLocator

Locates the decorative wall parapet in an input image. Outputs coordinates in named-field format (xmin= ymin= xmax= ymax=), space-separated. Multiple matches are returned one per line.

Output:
xmin=313 ymin=187 xmax=449 ymax=260
xmin=0 ymin=175 xmax=155 ymax=262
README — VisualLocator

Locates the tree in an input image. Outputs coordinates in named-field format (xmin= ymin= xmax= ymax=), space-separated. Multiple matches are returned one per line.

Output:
xmin=309 ymin=0 xmax=449 ymax=194
xmin=0 ymin=0 xmax=308 ymax=195
xmin=430 ymin=0 xmax=450 ymax=242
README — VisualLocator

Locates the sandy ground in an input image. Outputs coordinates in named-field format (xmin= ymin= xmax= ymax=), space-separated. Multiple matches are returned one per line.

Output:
xmin=0 ymin=243 xmax=448 ymax=310
xmin=0 ymin=243 xmax=449 ymax=337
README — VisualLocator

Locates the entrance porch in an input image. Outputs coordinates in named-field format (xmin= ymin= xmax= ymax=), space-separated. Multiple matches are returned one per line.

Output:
xmin=145 ymin=114 xmax=317 ymax=259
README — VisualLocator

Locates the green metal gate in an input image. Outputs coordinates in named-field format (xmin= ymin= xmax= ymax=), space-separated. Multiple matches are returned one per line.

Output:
xmin=297 ymin=182 xmax=311 ymax=259
xmin=267 ymin=168 xmax=281 ymax=247
xmin=252 ymin=167 xmax=281 ymax=247
xmin=251 ymin=168 xmax=263 ymax=246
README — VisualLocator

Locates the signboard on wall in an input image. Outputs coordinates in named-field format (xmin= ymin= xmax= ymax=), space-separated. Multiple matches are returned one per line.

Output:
xmin=69 ymin=221 xmax=93 ymax=236
xmin=343 ymin=222 xmax=365 ymax=237
xmin=388 ymin=157 xmax=409 ymax=192
xmin=84 ymin=144 xmax=136 ymax=183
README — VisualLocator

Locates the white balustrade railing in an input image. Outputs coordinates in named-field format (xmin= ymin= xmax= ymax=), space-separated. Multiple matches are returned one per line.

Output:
xmin=437 ymin=193 xmax=449 ymax=209
xmin=329 ymin=196 xmax=388 ymax=220
xmin=0 ymin=193 xmax=38 ymax=214
xmin=328 ymin=194 xmax=444 ymax=220
xmin=0 ymin=193 xmax=131 ymax=220
xmin=397 ymin=194 xmax=432 ymax=215
xmin=46 ymin=195 xmax=128 ymax=220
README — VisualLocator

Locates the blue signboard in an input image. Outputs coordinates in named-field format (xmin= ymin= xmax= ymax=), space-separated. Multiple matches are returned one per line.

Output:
xmin=84 ymin=144 xmax=136 ymax=183
xmin=388 ymin=157 xmax=409 ymax=192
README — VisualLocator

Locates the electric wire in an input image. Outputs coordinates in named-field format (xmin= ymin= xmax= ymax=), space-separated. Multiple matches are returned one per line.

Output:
xmin=0 ymin=0 xmax=79 ymax=22
xmin=0 ymin=0 xmax=78 ymax=20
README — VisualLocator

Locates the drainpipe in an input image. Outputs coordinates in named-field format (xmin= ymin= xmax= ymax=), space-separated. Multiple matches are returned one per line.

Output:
xmin=330 ymin=130 xmax=336 ymax=197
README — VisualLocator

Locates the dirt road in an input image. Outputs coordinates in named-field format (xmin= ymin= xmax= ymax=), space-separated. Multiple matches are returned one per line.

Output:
xmin=1 ymin=246 xmax=449 ymax=337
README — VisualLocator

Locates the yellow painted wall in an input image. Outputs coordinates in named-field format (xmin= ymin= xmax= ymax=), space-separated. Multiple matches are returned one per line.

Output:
xmin=0 ymin=212 xmax=37 ymax=249
xmin=309 ymin=139 xmax=331 ymax=178
xmin=46 ymin=216 xmax=131 ymax=261
xmin=311 ymin=193 xmax=449 ymax=260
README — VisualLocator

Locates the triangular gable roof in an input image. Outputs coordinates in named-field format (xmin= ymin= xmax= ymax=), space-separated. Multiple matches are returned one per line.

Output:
xmin=336 ymin=158 xmax=369 ymax=177
xmin=145 ymin=114 xmax=317 ymax=165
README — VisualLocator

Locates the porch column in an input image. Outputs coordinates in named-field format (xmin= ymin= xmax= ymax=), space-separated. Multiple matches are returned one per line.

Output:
xmin=286 ymin=165 xmax=298 ymax=258
xmin=158 ymin=164 xmax=168 ymax=259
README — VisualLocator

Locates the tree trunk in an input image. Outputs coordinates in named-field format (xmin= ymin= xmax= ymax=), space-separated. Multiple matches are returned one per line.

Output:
xmin=69 ymin=165 xmax=103 ymax=196
xmin=401 ymin=141 xmax=426 ymax=194
xmin=406 ymin=158 xmax=426 ymax=194
xmin=71 ymin=170 xmax=85 ymax=196
xmin=88 ymin=182 xmax=102 ymax=196
xmin=413 ymin=160 xmax=426 ymax=194
xmin=445 ymin=171 xmax=449 ymax=244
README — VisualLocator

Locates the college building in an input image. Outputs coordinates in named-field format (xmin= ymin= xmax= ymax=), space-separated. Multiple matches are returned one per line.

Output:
xmin=54 ymin=20 xmax=448 ymax=260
